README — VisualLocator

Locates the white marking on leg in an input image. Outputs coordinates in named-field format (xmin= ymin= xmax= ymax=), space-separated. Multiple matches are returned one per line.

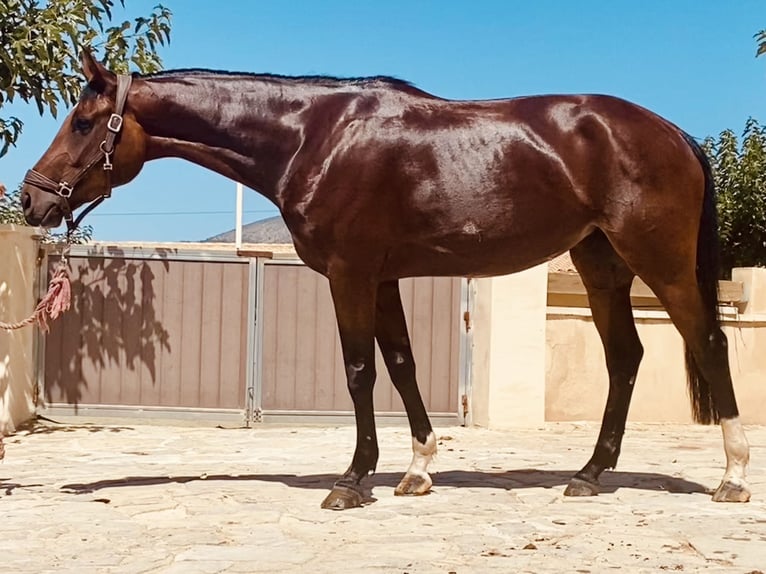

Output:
xmin=720 ymin=417 xmax=750 ymax=487
xmin=406 ymin=431 xmax=437 ymax=480
xmin=395 ymin=431 xmax=437 ymax=495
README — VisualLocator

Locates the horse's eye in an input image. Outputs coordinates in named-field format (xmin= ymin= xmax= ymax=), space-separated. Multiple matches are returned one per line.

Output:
xmin=73 ymin=117 xmax=93 ymax=134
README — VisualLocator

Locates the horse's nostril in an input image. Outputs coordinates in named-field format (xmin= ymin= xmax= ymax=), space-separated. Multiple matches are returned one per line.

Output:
xmin=21 ymin=191 xmax=32 ymax=211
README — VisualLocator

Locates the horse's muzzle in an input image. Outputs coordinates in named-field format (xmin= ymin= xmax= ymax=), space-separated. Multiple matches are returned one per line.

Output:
xmin=21 ymin=187 xmax=64 ymax=228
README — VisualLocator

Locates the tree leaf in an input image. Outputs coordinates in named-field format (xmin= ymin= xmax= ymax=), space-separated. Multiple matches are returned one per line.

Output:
xmin=0 ymin=0 xmax=172 ymax=150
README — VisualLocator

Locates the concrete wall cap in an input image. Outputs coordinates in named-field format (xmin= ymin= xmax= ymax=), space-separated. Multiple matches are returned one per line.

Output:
xmin=0 ymin=224 xmax=45 ymax=239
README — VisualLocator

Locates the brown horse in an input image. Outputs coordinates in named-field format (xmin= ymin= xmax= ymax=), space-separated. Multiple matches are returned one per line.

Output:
xmin=22 ymin=51 xmax=750 ymax=510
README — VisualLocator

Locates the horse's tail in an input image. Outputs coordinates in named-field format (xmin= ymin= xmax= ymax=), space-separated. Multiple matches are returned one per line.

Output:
xmin=681 ymin=131 xmax=721 ymax=425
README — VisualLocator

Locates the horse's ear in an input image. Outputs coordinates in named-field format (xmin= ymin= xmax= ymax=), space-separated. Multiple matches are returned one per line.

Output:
xmin=81 ymin=48 xmax=116 ymax=94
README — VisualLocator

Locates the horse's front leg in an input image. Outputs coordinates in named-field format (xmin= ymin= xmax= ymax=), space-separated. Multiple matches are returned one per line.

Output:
xmin=375 ymin=280 xmax=436 ymax=496
xmin=321 ymin=274 xmax=379 ymax=510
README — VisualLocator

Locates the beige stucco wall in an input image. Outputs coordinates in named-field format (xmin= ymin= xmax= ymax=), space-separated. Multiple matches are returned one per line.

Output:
xmin=547 ymin=312 xmax=691 ymax=423
xmin=545 ymin=311 xmax=766 ymax=424
xmin=0 ymin=224 xmax=42 ymax=434
xmin=733 ymin=267 xmax=766 ymax=315
xmin=546 ymin=267 xmax=766 ymax=424
xmin=471 ymin=265 xmax=766 ymax=427
xmin=470 ymin=264 xmax=548 ymax=428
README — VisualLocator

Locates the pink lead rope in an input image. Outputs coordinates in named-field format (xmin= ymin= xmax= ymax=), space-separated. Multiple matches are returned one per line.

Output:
xmin=0 ymin=259 xmax=72 ymax=333
xmin=1 ymin=183 xmax=73 ymax=333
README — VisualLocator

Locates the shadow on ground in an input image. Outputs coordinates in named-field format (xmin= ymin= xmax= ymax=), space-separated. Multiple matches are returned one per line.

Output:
xmin=13 ymin=421 xmax=135 ymax=436
xmin=0 ymin=480 xmax=44 ymax=496
xmin=59 ymin=469 xmax=711 ymax=496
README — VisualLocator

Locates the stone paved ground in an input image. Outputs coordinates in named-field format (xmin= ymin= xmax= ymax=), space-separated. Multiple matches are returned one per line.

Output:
xmin=1 ymin=420 xmax=765 ymax=573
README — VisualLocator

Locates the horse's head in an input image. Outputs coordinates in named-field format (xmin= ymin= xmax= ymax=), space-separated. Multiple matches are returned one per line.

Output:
xmin=22 ymin=50 xmax=147 ymax=228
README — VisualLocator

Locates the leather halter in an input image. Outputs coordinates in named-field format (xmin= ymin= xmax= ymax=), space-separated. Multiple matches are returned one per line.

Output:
xmin=24 ymin=74 xmax=132 ymax=234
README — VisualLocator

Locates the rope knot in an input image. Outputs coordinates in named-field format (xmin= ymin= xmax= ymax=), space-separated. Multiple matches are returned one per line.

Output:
xmin=1 ymin=258 xmax=72 ymax=333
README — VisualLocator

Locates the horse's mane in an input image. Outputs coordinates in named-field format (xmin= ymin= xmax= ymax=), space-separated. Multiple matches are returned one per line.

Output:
xmin=139 ymin=68 xmax=417 ymax=91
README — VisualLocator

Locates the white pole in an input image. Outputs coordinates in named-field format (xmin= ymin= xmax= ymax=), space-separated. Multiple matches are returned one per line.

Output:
xmin=235 ymin=181 xmax=243 ymax=249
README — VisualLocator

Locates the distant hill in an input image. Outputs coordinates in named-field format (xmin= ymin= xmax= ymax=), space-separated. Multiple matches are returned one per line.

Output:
xmin=205 ymin=215 xmax=293 ymax=244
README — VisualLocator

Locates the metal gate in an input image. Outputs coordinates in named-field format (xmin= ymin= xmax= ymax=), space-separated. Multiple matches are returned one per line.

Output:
xmin=255 ymin=260 xmax=464 ymax=423
xmin=40 ymin=246 xmax=253 ymax=422
xmin=39 ymin=245 xmax=466 ymax=424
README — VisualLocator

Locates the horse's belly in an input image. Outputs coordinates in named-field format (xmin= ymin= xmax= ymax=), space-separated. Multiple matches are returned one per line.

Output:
xmin=380 ymin=228 xmax=588 ymax=280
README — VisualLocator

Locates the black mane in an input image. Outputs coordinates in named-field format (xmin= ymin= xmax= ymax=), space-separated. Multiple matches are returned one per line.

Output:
xmin=139 ymin=68 xmax=416 ymax=90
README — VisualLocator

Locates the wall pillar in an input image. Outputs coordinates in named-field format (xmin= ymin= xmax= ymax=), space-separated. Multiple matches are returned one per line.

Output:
xmin=470 ymin=263 xmax=548 ymax=428
xmin=732 ymin=267 xmax=766 ymax=314
xmin=0 ymin=224 xmax=42 ymax=434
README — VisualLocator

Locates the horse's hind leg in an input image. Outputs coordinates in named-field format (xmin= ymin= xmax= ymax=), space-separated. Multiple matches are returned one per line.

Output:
xmin=564 ymin=232 xmax=645 ymax=497
xmin=636 ymin=273 xmax=750 ymax=502
xmin=375 ymin=280 xmax=436 ymax=496
xmin=603 ymin=176 xmax=751 ymax=503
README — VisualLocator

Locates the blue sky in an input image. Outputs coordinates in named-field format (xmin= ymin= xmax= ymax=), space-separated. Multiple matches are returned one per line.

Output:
xmin=3 ymin=1 xmax=765 ymax=242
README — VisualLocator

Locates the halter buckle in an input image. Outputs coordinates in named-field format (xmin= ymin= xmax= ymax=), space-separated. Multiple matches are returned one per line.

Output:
xmin=58 ymin=182 xmax=73 ymax=198
xmin=107 ymin=113 xmax=123 ymax=133
xmin=100 ymin=140 xmax=114 ymax=171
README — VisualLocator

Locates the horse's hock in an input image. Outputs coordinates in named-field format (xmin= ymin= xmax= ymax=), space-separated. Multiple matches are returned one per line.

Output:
xmin=0 ymin=224 xmax=43 ymax=434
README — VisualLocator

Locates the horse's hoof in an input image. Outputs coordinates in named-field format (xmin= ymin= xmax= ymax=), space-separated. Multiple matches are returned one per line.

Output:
xmin=320 ymin=485 xmax=364 ymax=510
xmin=394 ymin=472 xmax=433 ymax=496
xmin=564 ymin=477 xmax=599 ymax=497
xmin=712 ymin=481 xmax=751 ymax=503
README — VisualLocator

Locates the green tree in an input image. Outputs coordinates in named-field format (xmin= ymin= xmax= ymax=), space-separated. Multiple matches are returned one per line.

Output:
xmin=703 ymin=118 xmax=766 ymax=276
xmin=0 ymin=0 xmax=171 ymax=156
xmin=756 ymin=29 xmax=766 ymax=57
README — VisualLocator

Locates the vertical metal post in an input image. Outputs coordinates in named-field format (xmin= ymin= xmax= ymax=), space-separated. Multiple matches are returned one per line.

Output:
xmin=244 ymin=257 xmax=258 ymax=425
xmin=457 ymin=277 xmax=475 ymax=426
xmin=235 ymin=182 xmax=244 ymax=250
xmin=252 ymin=258 xmax=266 ymax=422
xmin=33 ymin=246 xmax=49 ymax=411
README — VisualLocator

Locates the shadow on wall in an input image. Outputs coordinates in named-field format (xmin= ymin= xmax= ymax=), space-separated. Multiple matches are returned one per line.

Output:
xmin=44 ymin=253 xmax=171 ymax=406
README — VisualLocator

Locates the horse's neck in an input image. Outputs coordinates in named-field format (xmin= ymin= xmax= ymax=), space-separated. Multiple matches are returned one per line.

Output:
xmin=136 ymin=75 xmax=309 ymax=205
